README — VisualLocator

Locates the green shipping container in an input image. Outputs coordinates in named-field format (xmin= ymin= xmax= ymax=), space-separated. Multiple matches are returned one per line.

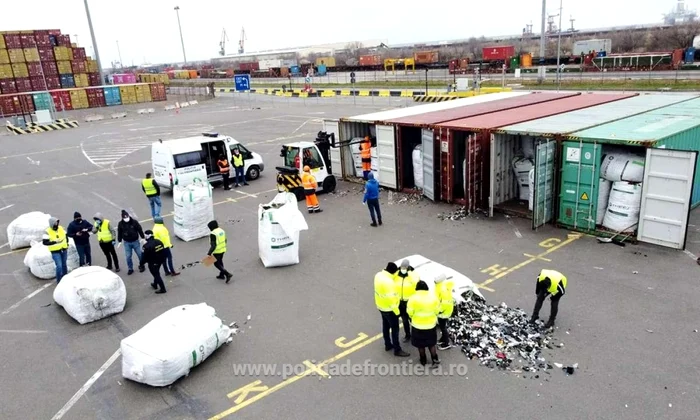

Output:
xmin=509 ymin=56 xmax=519 ymax=69
xmin=32 ymin=92 xmax=52 ymax=111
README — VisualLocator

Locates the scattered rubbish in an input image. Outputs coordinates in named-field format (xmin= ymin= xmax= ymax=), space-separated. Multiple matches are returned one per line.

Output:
xmin=556 ymin=343 xmax=564 ymax=348
xmin=633 ymin=271 xmax=639 ymax=274
xmin=41 ymin=303 xmax=51 ymax=307
xmin=179 ymin=261 xmax=201 ymax=271
xmin=554 ymin=363 xmax=563 ymax=369
xmin=388 ymin=191 xmax=422 ymax=206
xmin=448 ymin=294 xmax=563 ymax=373
xmin=694 ymin=329 xmax=698 ymax=333
xmin=245 ymin=313 xmax=252 ymax=323
xmin=118 ymin=381 xmax=122 ymax=386
xmin=438 ymin=206 xmax=470 ymax=221
xmin=329 ymin=190 xmax=349 ymax=197
xmin=646 ymin=329 xmax=654 ymax=333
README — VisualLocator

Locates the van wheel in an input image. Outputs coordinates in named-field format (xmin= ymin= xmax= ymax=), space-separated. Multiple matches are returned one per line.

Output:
xmin=322 ymin=175 xmax=336 ymax=193
xmin=246 ymin=166 xmax=260 ymax=181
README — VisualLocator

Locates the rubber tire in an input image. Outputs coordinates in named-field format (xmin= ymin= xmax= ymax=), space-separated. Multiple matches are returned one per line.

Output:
xmin=246 ymin=166 xmax=260 ymax=181
xmin=322 ymin=175 xmax=337 ymax=193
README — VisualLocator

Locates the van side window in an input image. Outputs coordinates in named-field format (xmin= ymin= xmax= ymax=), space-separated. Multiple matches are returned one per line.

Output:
xmin=231 ymin=144 xmax=252 ymax=159
xmin=173 ymin=151 xmax=204 ymax=168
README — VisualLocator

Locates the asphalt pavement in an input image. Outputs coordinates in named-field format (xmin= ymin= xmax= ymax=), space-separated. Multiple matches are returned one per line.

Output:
xmin=0 ymin=93 xmax=699 ymax=420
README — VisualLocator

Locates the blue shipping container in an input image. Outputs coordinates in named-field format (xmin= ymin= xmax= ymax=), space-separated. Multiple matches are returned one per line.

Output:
xmin=317 ymin=64 xmax=327 ymax=76
xmin=103 ymin=86 xmax=121 ymax=106
xmin=685 ymin=47 xmax=696 ymax=64
xmin=32 ymin=92 xmax=52 ymax=111
xmin=60 ymin=74 xmax=75 ymax=88
xmin=290 ymin=65 xmax=301 ymax=75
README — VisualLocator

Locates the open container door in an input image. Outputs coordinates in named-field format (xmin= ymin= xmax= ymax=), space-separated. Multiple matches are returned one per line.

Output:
xmin=422 ymin=128 xmax=435 ymax=201
xmin=637 ymin=148 xmax=698 ymax=249
xmin=376 ymin=125 xmax=397 ymax=189
xmin=323 ymin=119 xmax=342 ymax=177
xmin=488 ymin=134 xmax=496 ymax=217
xmin=533 ymin=139 xmax=556 ymax=229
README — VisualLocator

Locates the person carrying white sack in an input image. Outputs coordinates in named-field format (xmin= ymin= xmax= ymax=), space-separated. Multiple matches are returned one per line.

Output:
xmin=42 ymin=217 xmax=69 ymax=283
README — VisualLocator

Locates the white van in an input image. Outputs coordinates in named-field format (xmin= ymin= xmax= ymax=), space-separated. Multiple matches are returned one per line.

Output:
xmin=151 ymin=132 xmax=265 ymax=189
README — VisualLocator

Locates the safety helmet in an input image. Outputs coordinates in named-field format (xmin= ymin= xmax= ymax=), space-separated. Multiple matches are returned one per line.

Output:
xmin=303 ymin=165 xmax=310 ymax=172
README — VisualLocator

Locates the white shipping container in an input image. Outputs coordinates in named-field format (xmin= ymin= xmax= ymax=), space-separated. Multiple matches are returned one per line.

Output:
xmin=259 ymin=59 xmax=282 ymax=70
xmin=573 ymin=39 xmax=612 ymax=56
xmin=281 ymin=59 xmax=298 ymax=68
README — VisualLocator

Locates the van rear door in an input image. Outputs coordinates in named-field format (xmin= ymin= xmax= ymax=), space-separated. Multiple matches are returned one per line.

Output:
xmin=152 ymin=143 xmax=172 ymax=188
xmin=173 ymin=150 xmax=207 ymax=186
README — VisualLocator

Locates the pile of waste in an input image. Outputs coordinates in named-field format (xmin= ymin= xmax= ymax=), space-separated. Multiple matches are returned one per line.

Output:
xmin=437 ymin=206 xmax=469 ymax=221
xmin=388 ymin=191 xmax=422 ymax=205
xmin=447 ymin=293 xmax=567 ymax=373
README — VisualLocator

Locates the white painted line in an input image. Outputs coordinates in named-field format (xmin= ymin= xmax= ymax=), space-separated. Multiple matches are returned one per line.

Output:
xmin=92 ymin=192 xmax=124 ymax=211
xmin=1 ymin=283 xmax=52 ymax=315
xmin=0 ymin=242 xmax=9 ymax=249
xmin=80 ymin=143 xmax=101 ymax=168
xmin=513 ymin=228 xmax=522 ymax=239
xmin=683 ymin=249 xmax=697 ymax=261
xmin=0 ymin=204 xmax=14 ymax=212
xmin=234 ymin=190 xmax=258 ymax=198
xmin=0 ymin=329 xmax=48 ymax=334
xmin=50 ymin=349 xmax=122 ymax=420
xmin=292 ymin=119 xmax=312 ymax=134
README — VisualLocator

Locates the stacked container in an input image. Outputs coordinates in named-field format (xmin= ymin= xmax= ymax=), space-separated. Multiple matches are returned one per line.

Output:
xmin=119 ymin=84 xmax=137 ymax=104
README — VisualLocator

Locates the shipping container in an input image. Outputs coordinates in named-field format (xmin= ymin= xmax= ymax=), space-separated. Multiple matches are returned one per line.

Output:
xmin=0 ymin=35 xmax=5 ymax=50
xmin=42 ymin=61 xmax=58 ymax=76
xmin=482 ymin=46 xmax=515 ymax=61
xmin=60 ymin=74 xmax=75 ymax=88
xmin=239 ymin=62 xmax=259 ymax=72
xmin=88 ymin=73 xmax=101 ymax=86
xmin=26 ymin=61 xmax=42 ymax=77
xmin=521 ymin=53 xmax=533 ymax=68
xmin=56 ymin=60 xmax=72 ymax=74
xmin=69 ymin=88 xmax=89 ymax=109
xmin=45 ymin=75 xmax=61 ymax=90
xmin=315 ymin=57 xmax=336 ymax=67
xmin=0 ymin=64 xmax=12 ymax=79
xmin=54 ymin=46 xmax=71 ymax=61
xmin=104 ymin=86 xmax=122 ymax=106
xmin=71 ymin=60 xmax=87 ymax=73
xmin=573 ymin=39 xmax=611 ymax=56
xmin=414 ymin=51 xmax=439 ymax=65
xmin=557 ymin=98 xmax=700 ymax=250
xmin=135 ymin=84 xmax=152 ymax=102
xmin=74 ymin=73 xmax=89 ymax=87
xmin=433 ymin=93 xmax=633 ymax=213
xmin=685 ymin=47 xmax=696 ymax=64
xmin=259 ymin=59 xmax=282 ymax=70
xmin=11 ymin=62 xmax=28 ymax=78
xmin=72 ymin=47 xmax=86 ymax=60
xmin=359 ymin=54 xmax=382 ymax=67
xmin=281 ymin=59 xmax=298 ymax=68
xmin=15 ymin=77 xmax=32 ymax=92
xmin=3 ymin=34 xmax=21 ymax=49
xmin=119 ymin=85 xmax=137 ymax=104
xmin=34 ymin=34 xmax=51 ymax=47
xmin=51 ymin=90 xmax=72 ymax=111
xmin=19 ymin=34 xmax=37 ymax=48
xmin=30 ymin=75 xmax=47 ymax=91
xmin=22 ymin=47 xmax=39 ymax=62
xmin=57 ymin=34 xmax=71 ymax=47
xmin=322 ymin=93 xmax=529 ymax=189
xmin=0 ymin=49 xmax=9 ymax=64
xmin=0 ymin=78 xmax=17 ymax=94
xmin=32 ymin=91 xmax=52 ymax=111
xmin=0 ymin=95 xmax=17 ymax=116
xmin=86 ymin=87 xmax=106 ymax=108
xmin=8 ymin=48 xmax=25 ymax=63
xmin=86 ymin=58 xmax=98 ymax=73
xmin=149 ymin=83 xmax=166 ymax=101
xmin=38 ymin=46 xmax=55 ymax=62
xmin=111 ymin=73 xmax=137 ymax=84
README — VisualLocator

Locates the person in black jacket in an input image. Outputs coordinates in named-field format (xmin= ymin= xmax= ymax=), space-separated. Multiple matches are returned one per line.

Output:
xmin=207 ymin=220 xmax=232 ymax=283
xmin=66 ymin=211 xmax=93 ymax=267
xmin=117 ymin=210 xmax=145 ymax=275
xmin=142 ymin=230 xmax=166 ymax=294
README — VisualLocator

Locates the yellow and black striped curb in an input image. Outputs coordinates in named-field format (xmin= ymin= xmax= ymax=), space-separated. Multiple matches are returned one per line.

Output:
xmin=218 ymin=88 xmax=420 ymax=98
xmin=6 ymin=118 xmax=79 ymax=135
xmin=412 ymin=95 xmax=459 ymax=103
xmin=277 ymin=173 xmax=302 ymax=192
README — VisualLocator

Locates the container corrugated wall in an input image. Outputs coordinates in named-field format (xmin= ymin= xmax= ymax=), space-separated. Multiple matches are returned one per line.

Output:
xmin=654 ymin=127 xmax=700 ymax=208
xmin=339 ymin=120 xmax=375 ymax=179
xmin=490 ymin=133 xmax=521 ymax=207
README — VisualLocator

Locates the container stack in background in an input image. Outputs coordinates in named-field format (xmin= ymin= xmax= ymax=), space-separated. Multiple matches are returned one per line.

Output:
xmin=0 ymin=29 xmax=167 ymax=118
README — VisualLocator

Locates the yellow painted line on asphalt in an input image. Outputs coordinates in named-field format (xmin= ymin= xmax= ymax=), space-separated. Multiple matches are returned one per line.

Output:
xmin=0 ymin=188 xmax=279 ymax=259
xmin=478 ymin=233 xmax=582 ymax=289
xmin=0 ymin=146 xmax=80 ymax=160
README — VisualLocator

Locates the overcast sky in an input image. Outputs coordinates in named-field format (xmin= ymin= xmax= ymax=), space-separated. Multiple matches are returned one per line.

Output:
xmin=0 ymin=0 xmax=690 ymax=66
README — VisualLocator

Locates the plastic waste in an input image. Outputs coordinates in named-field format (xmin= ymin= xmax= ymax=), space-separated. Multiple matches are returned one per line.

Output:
xmin=258 ymin=192 xmax=309 ymax=268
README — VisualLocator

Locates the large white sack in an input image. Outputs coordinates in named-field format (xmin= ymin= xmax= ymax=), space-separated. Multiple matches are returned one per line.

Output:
xmin=173 ymin=180 xmax=214 ymax=242
xmin=350 ymin=141 xmax=362 ymax=175
xmin=528 ymin=168 xmax=535 ymax=211
xmin=600 ymin=152 xmax=645 ymax=183
xmin=603 ymin=181 xmax=642 ymax=232
xmin=121 ymin=303 xmax=231 ymax=387
xmin=7 ymin=211 xmax=52 ymax=250
xmin=512 ymin=157 xmax=534 ymax=201
xmin=597 ymin=178 xmax=613 ymax=225
xmin=521 ymin=137 xmax=535 ymax=160
xmin=23 ymin=239 xmax=80 ymax=280
xmin=53 ymin=266 xmax=126 ymax=324
xmin=258 ymin=192 xmax=309 ymax=268
xmin=412 ymin=145 xmax=423 ymax=189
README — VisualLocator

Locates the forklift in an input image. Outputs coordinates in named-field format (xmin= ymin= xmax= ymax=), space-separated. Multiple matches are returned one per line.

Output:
xmin=276 ymin=131 xmax=375 ymax=201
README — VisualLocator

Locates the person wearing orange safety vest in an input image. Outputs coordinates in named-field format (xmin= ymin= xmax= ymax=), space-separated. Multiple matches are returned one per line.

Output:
xmin=217 ymin=154 xmax=231 ymax=190
xmin=530 ymin=269 xmax=568 ymax=329
xmin=434 ymin=274 xmax=455 ymax=350
xmin=360 ymin=136 xmax=372 ymax=180
xmin=407 ymin=280 xmax=441 ymax=367
xmin=375 ymin=262 xmax=410 ymax=357
xmin=302 ymin=165 xmax=322 ymax=214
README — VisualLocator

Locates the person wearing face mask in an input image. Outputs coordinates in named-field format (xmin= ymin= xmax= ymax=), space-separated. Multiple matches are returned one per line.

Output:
xmin=232 ymin=148 xmax=248 ymax=188
xmin=407 ymin=280 xmax=441 ymax=367
xmin=434 ymin=274 xmax=455 ymax=350
xmin=117 ymin=210 xmax=146 ymax=275
xmin=394 ymin=259 xmax=418 ymax=343
xmin=66 ymin=211 xmax=93 ymax=267
xmin=375 ymin=262 xmax=410 ymax=358
xmin=141 ymin=230 xmax=167 ymax=294
xmin=42 ymin=217 xmax=69 ymax=282
xmin=92 ymin=213 xmax=119 ymax=272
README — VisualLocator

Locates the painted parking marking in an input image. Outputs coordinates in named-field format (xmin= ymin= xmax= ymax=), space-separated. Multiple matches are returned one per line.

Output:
xmin=0 ymin=146 xmax=80 ymax=160
xmin=210 ymin=331 xmax=382 ymax=420
xmin=334 ymin=333 xmax=368 ymax=348
xmin=302 ymin=360 xmax=330 ymax=378
xmin=480 ymin=264 xmax=509 ymax=277
xmin=1 ymin=283 xmax=53 ymax=315
xmin=523 ymin=253 xmax=552 ymax=262
xmin=478 ymin=233 xmax=582 ymax=290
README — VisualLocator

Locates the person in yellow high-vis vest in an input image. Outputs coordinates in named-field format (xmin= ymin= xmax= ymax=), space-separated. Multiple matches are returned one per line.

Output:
xmin=530 ymin=269 xmax=568 ymax=329
xmin=42 ymin=217 xmax=69 ymax=282
xmin=207 ymin=220 xmax=232 ymax=283
xmin=232 ymin=147 xmax=248 ymax=188
xmin=375 ymin=262 xmax=410 ymax=357
xmin=92 ymin=213 xmax=120 ymax=272
xmin=153 ymin=216 xmax=180 ymax=277
xmin=141 ymin=172 xmax=161 ymax=219
xmin=434 ymin=274 xmax=455 ymax=350
xmin=407 ymin=280 xmax=441 ymax=367
xmin=394 ymin=259 xmax=418 ymax=342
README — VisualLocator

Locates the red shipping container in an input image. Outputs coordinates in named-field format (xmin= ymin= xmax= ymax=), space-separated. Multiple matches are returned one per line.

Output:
xmin=45 ymin=75 xmax=61 ymax=90
xmin=86 ymin=88 xmax=106 ymax=107
xmin=15 ymin=94 xmax=35 ymax=114
xmin=27 ymin=62 xmax=43 ymax=77
xmin=57 ymin=34 xmax=71 ymax=47
xmin=72 ymin=47 xmax=86 ymax=60
xmin=42 ymin=61 xmax=58 ymax=75
xmin=239 ymin=62 xmax=259 ymax=71
xmin=88 ymin=73 xmax=101 ymax=86
xmin=0 ymin=95 xmax=17 ymax=116
xmin=0 ymin=78 xmax=17 ymax=94
xmin=20 ymin=34 xmax=37 ymax=48
xmin=34 ymin=34 xmax=51 ymax=47
xmin=4 ymin=34 xmax=22 ymax=49
xmin=38 ymin=47 xmax=55 ymax=62
xmin=48 ymin=29 xmax=61 ymax=36
xmin=34 ymin=30 xmax=49 ymax=36
xmin=149 ymin=83 xmax=166 ymax=101
xmin=30 ymin=76 xmax=47 ymax=91
xmin=482 ymin=46 xmax=516 ymax=61
xmin=15 ymin=77 xmax=32 ymax=92
xmin=51 ymin=90 xmax=72 ymax=111
xmin=359 ymin=55 xmax=382 ymax=67
xmin=71 ymin=60 xmax=87 ymax=73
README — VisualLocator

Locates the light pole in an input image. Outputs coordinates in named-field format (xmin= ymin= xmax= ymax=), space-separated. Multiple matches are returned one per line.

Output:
xmin=83 ymin=0 xmax=105 ymax=85
xmin=73 ymin=34 xmax=79 ymax=45
xmin=174 ymin=6 xmax=187 ymax=64
xmin=116 ymin=40 xmax=123 ymax=69
xmin=538 ymin=0 xmax=546 ymax=83
xmin=556 ymin=0 xmax=563 ymax=90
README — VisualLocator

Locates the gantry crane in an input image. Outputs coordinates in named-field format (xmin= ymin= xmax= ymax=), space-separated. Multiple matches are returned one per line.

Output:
xmin=238 ymin=27 xmax=246 ymax=54
xmin=219 ymin=28 xmax=229 ymax=56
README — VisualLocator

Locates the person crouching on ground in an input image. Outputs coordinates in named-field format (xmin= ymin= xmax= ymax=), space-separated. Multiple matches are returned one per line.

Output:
xmin=362 ymin=172 xmax=382 ymax=227
xmin=407 ymin=280 xmax=441 ymax=367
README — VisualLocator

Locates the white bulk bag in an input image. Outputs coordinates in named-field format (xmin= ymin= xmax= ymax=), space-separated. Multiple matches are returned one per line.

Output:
xmin=23 ymin=238 xmax=80 ymax=280
xmin=596 ymin=178 xmax=613 ymax=225
xmin=121 ymin=303 xmax=231 ymax=387
xmin=258 ymin=192 xmax=309 ymax=268
xmin=521 ymin=137 xmax=535 ymax=160
xmin=600 ymin=152 xmax=645 ymax=183
xmin=512 ymin=157 xmax=534 ymax=201
xmin=7 ymin=211 xmax=52 ymax=250
xmin=602 ymin=181 xmax=642 ymax=232
xmin=350 ymin=141 xmax=362 ymax=176
xmin=53 ymin=266 xmax=126 ymax=324
xmin=412 ymin=145 xmax=423 ymax=189
xmin=528 ymin=168 xmax=535 ymax=211
xmin=173 ymin=180 xmax=214 ymax=242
